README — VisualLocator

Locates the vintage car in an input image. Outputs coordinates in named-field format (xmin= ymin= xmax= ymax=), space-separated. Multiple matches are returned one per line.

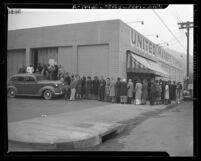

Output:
xmin=7 ymin=73 xmax=65 ymax=100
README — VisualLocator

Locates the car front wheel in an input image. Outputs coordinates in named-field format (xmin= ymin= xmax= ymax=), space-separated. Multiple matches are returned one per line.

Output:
xmin=8 ymin=88 xmax=16 ymax=98
xmin=43 ymin=90 xmax=53 ymax=100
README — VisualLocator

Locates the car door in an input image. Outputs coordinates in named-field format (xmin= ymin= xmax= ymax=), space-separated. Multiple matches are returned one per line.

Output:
xmin=23 ymin=76 xmax=39 ymax=95
xmin=12 ymin=76 xmax=26 ymax=94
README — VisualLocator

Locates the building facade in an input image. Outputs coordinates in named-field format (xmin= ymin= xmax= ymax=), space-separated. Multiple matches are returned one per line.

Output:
xmin=7 ymin=19 xmax=184 ymax=83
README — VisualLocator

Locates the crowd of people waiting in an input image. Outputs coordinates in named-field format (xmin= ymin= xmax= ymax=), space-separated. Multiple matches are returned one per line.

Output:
xmin=18 ymin=63 xmax=183 ymax=105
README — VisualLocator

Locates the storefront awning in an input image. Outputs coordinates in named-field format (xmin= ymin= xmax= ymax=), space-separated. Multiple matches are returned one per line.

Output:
xmin=130 ymin=53 xmax=169 ymax=78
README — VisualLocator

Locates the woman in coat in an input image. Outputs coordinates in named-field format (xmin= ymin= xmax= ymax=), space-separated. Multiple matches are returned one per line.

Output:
xmin=120 ymin=78 xmax=127 ymax=104
xmin=127 ymin=79 xmax=134 ymax=104
xmin=135 ymin=79 xmax=142 ymax=105
xmin=99 ymin=76 xmax=106 ymax=101
xmin=115 ymin=77 xmax=121 ymax=103
xmin=92 ymin=76 xmax=99 ymax=100
xmin=109 ymin=77 xmax=116 ymax=103
xmin=81 ymin=76 xmax=86 ymax=99
xmin=164 ymin=81 xmax=170 ymax=105
xmin=150 ymin=79 xmax=156 ymax=105
xmin=105 ymin=78 xmax=110 ymax=102
xmin=141 ymin=79 xmax=148 ymax=105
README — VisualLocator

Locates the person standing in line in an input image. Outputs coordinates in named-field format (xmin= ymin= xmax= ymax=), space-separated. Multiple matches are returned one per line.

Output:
xmin=120 ymin=78 xmax=127 ymax=104
xmin=86 ymin=76 xmax=92 ymax=100
xmin=172 ymin=81 xmax=177 ymax=101
xmin=115 ymin=77 xmax=121 ymax=103
xmin=155 ymin=80 xmax=162 ymax=105
xmin=92 ymin=76 xmax=99 ymax=100
xmin=99 ymin=76 xmax=106 ymax=101
xmin=164 ymin=81 xmax=170 ymax=105
xmin=176 ymin=82 xmax=182 ymax=104
xmin=69 ymin=75 xmax=78 ymax=101
xmin=150 ymin=78 xmax=156 ymax=105
xmin=57 ymin=65 xmax=64 ymax=80
xmin=147 ymin=79 xmax=151 ymax=102
xmin=94 ymin=76 xmax=100 ymax=100
xmin=168 ymin=80 xmax=172 ymax=104
xmin=127 ymin=79 xmax=134 ymax=104
xmin=76 ymin=76 xmax=82 ymax=100
xmin=81 ymin=76 xmax=86 ymax=99
xmin=141 ymin=79 xmax=148 ymax=105
xmin=52 ymin=64 xmax=58 ymax=80
xmin=105 ymin=78 xmax=111 ymax=102
xmin=18 ymin=65 xmax=26 ymax=73
xmin=37 ymin=63 xmax=43 ymax=74
xmin=63 ymin=73 xmax=71 ymax=100
xmin=135 ymin=79 xmax=142 ymax=105
xmin=26 ymin=64 xmax=34 ymax=74
xmin=109 ymin=77 xmax=116 ymax=103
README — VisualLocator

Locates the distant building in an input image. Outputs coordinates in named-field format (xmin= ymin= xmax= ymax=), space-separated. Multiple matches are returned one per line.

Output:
xmin=7 ymin=19 xmax=184 ymax=83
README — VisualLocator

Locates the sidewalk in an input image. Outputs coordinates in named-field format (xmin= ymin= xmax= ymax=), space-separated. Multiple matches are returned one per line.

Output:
xmin=8 ymin=101 xmax=179 ymax=151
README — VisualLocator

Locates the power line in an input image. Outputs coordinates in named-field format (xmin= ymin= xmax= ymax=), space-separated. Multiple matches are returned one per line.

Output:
xmin=152 ymin=9 xmax=187 ymax=52
xmin=159 ymin=34 xmax=185 ymax=45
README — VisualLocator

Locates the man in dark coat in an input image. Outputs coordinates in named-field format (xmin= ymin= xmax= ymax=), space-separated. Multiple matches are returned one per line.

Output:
xmin=172 ymin=81 xmax=177 ymax=101
xmin=64 ymin=72 xmax=71 ymax=100
xmin=81 ymin=76 xmax=86 ymax=99
xmin=168 ymin=80 xmax=172 ymax=104
xmin=99 ymin=76 xmax=106 ymax=101
xmin=92 ymin=76 xmax=99 ymax=100
xmin=120 ymin=78 xmax=128 ymax=104
xmin=115 ymin=77 xmax=121 ymax=103
xmin=161 ymin=81 xmax=165 ymax=104
xmin=86 ymin=76 xmax=92 ymax=99
xmin=150 ymin=79 xmax=156 ymax=105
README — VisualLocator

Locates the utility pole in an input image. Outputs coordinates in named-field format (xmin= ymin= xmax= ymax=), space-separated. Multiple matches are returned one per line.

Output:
xmin=178 ymin=21 xmax=193 ymax=89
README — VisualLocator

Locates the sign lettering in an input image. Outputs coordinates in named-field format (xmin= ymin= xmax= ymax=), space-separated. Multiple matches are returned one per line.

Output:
xmin=130 ymin=29 xmax=181 ymax=68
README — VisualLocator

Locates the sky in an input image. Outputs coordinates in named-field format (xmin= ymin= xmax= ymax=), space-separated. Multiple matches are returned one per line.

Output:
xmin=8 ymin=4 xmax=194 ymax=56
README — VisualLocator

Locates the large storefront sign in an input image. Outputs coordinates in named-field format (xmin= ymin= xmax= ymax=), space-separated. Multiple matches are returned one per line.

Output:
xmin=130 ymin=29 xmax=179 ymax=67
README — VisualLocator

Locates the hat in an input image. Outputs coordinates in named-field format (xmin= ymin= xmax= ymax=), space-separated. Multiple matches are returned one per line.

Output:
xmin=122 ymin=78 xmax=126 ymax=82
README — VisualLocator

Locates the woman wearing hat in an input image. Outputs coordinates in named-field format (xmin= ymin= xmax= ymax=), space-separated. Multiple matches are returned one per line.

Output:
xmin=141 ymin=79 xmax=148 ymax=105
xmin=109 ymin=77 xmax=116 ymax=103
xmin=120 ymin=78 xmax=128 ymax=104
xmin=127 ymin=79 xmax=134 ymax=104
xmin=135 ymin=78 xmax=142 ymax=105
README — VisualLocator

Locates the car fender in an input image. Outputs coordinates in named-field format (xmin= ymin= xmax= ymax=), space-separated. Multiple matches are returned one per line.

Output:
xmin=7 ymin=86 xmax=18 ymax=94
xmin=39 ymin=86 xmax=55 ymax=96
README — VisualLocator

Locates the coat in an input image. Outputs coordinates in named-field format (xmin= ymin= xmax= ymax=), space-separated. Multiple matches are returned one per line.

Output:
xmin=155 ymin=83 xmax=162 ymax=97
xmin=141 ymin=83 xmax=148 ymax=100
xmin=105 ymin=82 xmax=110 ymax=96
xmin=115 ymin=81 xmax=121 ymax=97
xmin=86 ymin=79 xmax=92 ymax=93
xmin=165 ymin=85 xmax=169 ymax=99
xmin=127 ymin=82 xmax=134 ymax=98
xmin=135 ymin=82 xmax=142 ymax=99
xmin=92 ymin=79 xmax=99 ymax=95
xmin=109 ymin=80 xmax=116 ymax=97
xmin=120 ymin=82 xmax=127 ymax=96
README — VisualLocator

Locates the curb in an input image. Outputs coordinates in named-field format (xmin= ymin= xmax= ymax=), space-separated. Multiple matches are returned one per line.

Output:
xmin=9 ymin=122 xmax=126 ymax=151
xmin=9 ymin=102 xmax=180 ymax=151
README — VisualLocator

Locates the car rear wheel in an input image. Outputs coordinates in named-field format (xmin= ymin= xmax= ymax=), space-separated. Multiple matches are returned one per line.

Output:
xmin=8 ymin=88 xmax=16 ymax=98
xmin=43 ymin=90 xmax=53 ymax=100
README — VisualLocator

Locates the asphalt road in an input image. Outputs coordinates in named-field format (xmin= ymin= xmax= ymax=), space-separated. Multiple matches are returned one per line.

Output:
xmin=84 ymin=101 xmax=194 ymax=156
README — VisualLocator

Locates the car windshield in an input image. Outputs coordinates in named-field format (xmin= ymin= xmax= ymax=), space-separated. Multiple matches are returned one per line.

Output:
xmin=36 ymin=75 xmax=46 ymax=81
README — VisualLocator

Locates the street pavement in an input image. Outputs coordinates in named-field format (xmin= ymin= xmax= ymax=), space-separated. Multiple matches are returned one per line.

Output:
xmin=83 ymin=101 xmax=194 ymax=156
xmin=7 ymin=96 xmax=184 ymax=152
